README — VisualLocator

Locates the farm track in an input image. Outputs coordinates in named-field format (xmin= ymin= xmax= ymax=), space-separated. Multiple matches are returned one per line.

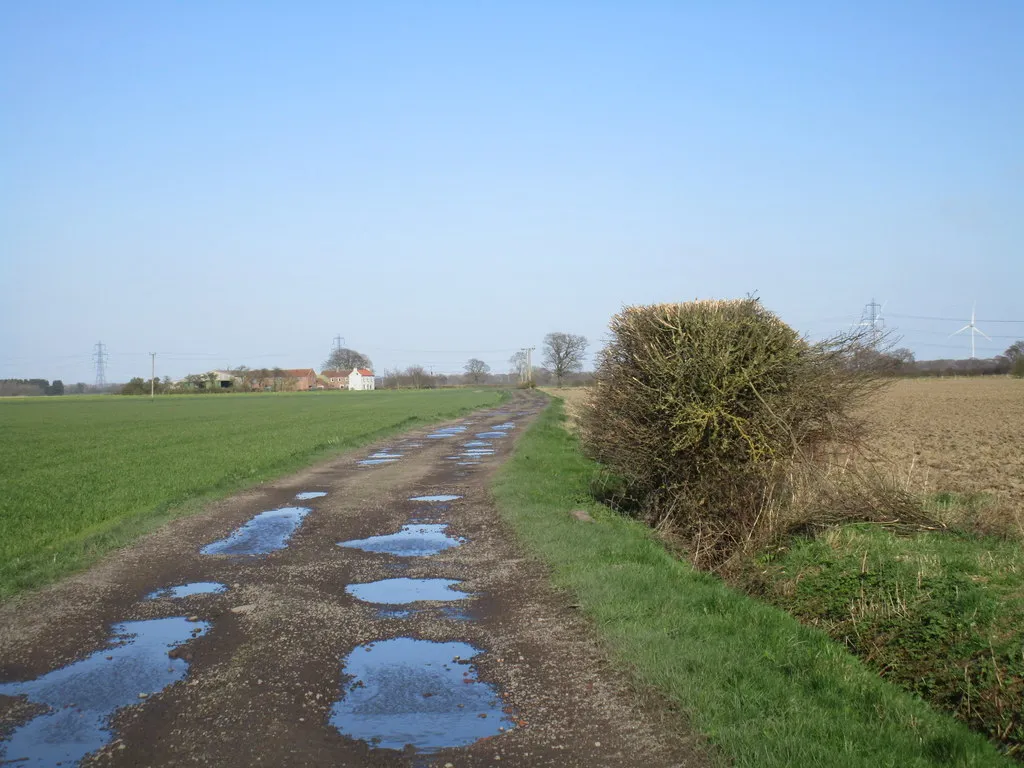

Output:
xmin=0 ymin=391 xmax=704 ymax=767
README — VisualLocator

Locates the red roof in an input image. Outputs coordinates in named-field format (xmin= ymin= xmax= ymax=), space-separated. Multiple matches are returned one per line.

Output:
xmin=282 ymin=368 xmax=315 ymax=377
xmin=354 ymin=368 xmax=374 ymax=376
xmin=321 ymin=370 xmax=348 ymax=378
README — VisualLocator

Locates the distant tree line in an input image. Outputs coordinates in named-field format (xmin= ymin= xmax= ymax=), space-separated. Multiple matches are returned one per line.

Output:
xmin=0 ymin=379 xmax=89 ymax=396
xmin=850 ymin=340 xmax=1024 ymax=378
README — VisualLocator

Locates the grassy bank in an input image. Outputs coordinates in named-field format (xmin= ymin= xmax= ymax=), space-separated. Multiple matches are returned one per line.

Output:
xmin=754 ymin=522 xmax=1024 ymax=756
xmin=0 ymin=389 xmax=505 ymax=599
xmin=493 ymin=400 xmax=1007 ymax=767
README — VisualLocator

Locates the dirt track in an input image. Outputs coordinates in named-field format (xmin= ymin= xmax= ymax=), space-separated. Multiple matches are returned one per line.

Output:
xmin=0 ymin=392 xmax=705 ymax=767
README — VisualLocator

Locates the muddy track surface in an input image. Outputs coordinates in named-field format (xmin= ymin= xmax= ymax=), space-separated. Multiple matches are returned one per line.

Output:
xmin=0 ymin=392 xmax=705 ymax=767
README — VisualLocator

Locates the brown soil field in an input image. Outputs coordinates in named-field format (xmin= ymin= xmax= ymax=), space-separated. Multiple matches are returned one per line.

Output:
xmin=865 ymin=377 xmax=1024 ymax=514
xmin=552 ymin=379 xmax=1024 ymax=518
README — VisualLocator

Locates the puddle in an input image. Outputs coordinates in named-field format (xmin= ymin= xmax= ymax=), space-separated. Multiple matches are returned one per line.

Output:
xmin=457 ymin=462 xmax=481 ymax=466
xmin=200 ymin=506 xmax=311 ymax=555
xmin=295 ymin=491 xmax=327 ymax=500
xmin=358 ymin=458 xmax=400 ymax=466
xmin=462 ymin=449 xmax=494 ymax=455
xmin=492 ymin=422 xmax=515 ymax=430
xmin=409 ymin=495 xmax=462 ymax=503
xmin=441 ymin=606 xmax=472 ymax=621
xmin=474 ymin=432 xmax=508 ymax=439
xmin=329 ymin=638 xmax=512 ymax=753
xmin=426 ymin=426 xmax=468 ymax=439
xmin=368 ymin=452 xmax=403 ymax=460
xmin=338 ymin=524 xmax=464 ymax=557
xmin=0 ymin=617 xmax=209 ymax=767
xmin=146 ymin=582 xmax=227 ymax=599
xmin=462 ymin=440 xmax=491 ymax=448
xmin=346 ymin=578 xmax=469 ymax=605
xmin=376 ymin=608 xmax=415 ymax=619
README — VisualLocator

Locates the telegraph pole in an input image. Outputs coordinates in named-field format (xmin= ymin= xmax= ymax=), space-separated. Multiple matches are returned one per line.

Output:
xmin=150 ymin=353 xmax=156 ymax=400
xmin=522 ymin=346 xmax=536 ymax=385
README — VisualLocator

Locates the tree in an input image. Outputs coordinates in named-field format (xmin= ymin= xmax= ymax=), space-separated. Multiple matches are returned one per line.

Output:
xmin=323 ymin=347 xmax=373 ymax=372
xmin=72 ymin=382 xmax=87 ymax=395
xmin=508 ymin=350 xmax=528 ymax=382
xmin=543 ymin=332 xmax=588 ymax=386
xmin=120 ymin=377 xmax=147 ymax=395
xmin=1005 ymin=341 xmax=1024 ymax=378
xmin=1004 ymin=341 xmax=1024 ymax=364
xmin=46 ymin=380 xmax=65 ymax=396
xmin=464 ymin=358 xmax=491 ymax=384
xmin=404 ymin=365 xmax=432 ymax=389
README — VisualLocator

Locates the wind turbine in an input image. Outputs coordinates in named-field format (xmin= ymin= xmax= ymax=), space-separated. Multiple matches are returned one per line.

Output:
xmin=951 ymin=304 xmax=991 ymax=359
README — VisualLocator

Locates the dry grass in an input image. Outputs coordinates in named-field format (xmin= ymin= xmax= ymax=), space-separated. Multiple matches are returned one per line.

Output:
xmin=541 ymin=387 xmax=589 ymax=430
xmin=864 ymin=378 xmax=1024 ymax=525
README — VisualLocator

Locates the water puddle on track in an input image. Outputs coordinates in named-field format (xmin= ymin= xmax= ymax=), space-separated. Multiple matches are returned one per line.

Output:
xmin=462 ymin=440 xmax=492 ymax=448
xmin=338 ymin=524 xmax=464 ymax=557
xmin=329 ymin=638 xmax=512 ymax=753
xmin=146 ymin=582 xmax=227 ymax=599
xmin=346 ymin=578 xmax=469 ymax=605
xmin=368 ymin=452 xmax=403 ymax=460
xmin=409 ymin=495 xmax=462 ymax=503
xmin=358 ymin=458 xmax=400 ymax=466
xmin=376 ymin=608 xmax=415 ymax=619
xmin=0 ymin=617 xmax=209 ymax=767
xmin=200 ymin=506 xmax=311 ymax=556
xmin=474 ymin=432 xmax=508 ymax=439
xmin=295 ymin=491 xmax=327 ymax=500
xmin=426 ymin=425 xmax=468 ymax=439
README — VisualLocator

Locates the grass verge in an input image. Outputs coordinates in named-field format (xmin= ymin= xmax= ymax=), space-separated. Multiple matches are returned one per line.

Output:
xmin=492 ymin=399 xmax=1008 ymax=767
xmin=753 ymin=522 xmax=1024 ymax=756
xmin=0 ymin=389 xmax=506 ymax=599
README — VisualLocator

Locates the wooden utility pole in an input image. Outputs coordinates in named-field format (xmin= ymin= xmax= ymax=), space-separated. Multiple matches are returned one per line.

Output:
xmin=150 ymin=353 xmax=156 ymax=400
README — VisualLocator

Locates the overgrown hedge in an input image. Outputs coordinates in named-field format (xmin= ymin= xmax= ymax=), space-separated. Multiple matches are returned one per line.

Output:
xmin=580 ymin=299 xmax=920 ymax=566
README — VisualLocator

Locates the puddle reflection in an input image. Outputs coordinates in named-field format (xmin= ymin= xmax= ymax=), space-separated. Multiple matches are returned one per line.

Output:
xmin=329 ymin=638 xmax=512 ymax=753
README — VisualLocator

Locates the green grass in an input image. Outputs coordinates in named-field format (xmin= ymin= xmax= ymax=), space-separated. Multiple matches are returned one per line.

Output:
xmin=756 ymin=524 xmax=1024 ymax=757
xmin=0 ymin=389 xmax=505 ymax=599
xmin=492 ymin=400 xmax=1008 ymax=767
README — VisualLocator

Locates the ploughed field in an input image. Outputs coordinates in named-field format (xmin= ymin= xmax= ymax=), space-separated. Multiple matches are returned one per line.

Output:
xmin=0 ymin=389 xmax=505 ymax=599
xmin=553 ymin=379 xmax=1024 ymax=515
xmin=865 ymin=377 xmax=1024 ymax=515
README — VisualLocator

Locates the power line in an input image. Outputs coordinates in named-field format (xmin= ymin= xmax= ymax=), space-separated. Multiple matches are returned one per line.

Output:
xmin=888 ymin=313 xmax=1024 ymax=324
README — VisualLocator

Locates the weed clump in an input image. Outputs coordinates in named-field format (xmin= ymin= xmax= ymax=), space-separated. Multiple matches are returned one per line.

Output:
xmin=580 ymin=299 xmax=926 ymax=567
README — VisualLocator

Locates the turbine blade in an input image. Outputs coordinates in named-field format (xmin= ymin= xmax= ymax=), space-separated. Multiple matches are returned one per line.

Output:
xmin=952 ymin=325 xmax=971 ymax=336
xmin=976 ymin=327 xmax=992 ymax=341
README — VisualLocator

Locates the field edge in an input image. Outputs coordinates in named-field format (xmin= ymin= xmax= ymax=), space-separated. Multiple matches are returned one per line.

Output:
xmin=491 ymin=397 xmax=1008 ymax=767
xmin=1 ymin=390 xmax=511 ymax=603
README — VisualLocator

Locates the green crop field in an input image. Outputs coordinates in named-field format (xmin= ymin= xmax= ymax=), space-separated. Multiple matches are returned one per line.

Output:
xmin=0 ymin=389 xmax=506 ymax=599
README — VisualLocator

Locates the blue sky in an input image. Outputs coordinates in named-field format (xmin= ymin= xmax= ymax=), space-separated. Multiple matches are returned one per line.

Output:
xmin=2 ymin=1 xmax=1022 ymax=382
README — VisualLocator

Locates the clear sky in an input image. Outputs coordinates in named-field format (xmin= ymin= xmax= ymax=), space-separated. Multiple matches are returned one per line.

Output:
xmin=2 ymin=1 xmax=1022 ymax=383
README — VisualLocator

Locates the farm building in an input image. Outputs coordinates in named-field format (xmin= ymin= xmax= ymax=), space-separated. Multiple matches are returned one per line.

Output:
xmin=348 ymin=368 xmax=375 ymax=391
xmin=281 ymin=369 xmax=318 ymax=391
xmin=209 ymin=370 xmax=238 ymax=389
xmin=320 ymin=370 xmax=350 ymax=390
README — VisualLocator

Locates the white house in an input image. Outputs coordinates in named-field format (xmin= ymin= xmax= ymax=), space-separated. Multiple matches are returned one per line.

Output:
xmin=348 ymin=367 xmax=375 ymax=391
